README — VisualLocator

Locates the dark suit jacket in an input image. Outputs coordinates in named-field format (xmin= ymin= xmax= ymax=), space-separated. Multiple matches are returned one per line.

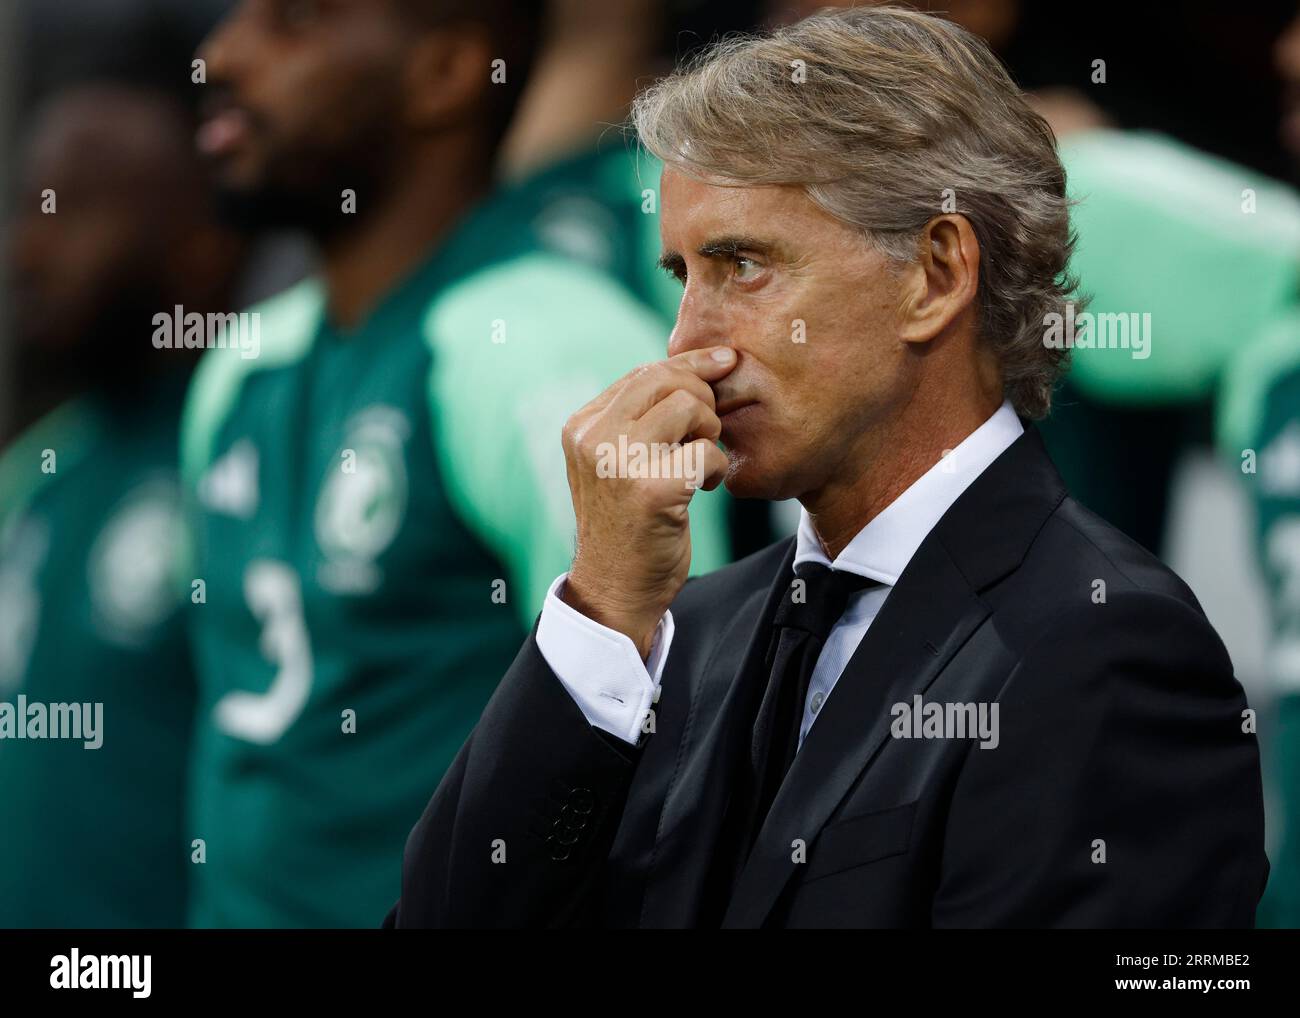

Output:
xmin=386 ymin=425 xmax=1268 ymax=928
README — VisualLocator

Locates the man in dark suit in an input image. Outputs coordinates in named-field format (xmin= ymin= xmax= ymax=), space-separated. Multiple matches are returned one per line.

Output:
xmin=385 ymin=6 xmax=1268 ymax=928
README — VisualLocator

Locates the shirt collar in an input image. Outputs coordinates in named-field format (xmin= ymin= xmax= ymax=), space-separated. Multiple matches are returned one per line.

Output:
xmin=793 ymin=400 xmax=1024 ymax=585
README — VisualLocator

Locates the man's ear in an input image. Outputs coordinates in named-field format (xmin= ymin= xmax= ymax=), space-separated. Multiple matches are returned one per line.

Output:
xmin=402 ymin=23 xmax=493 ymax=132
xmin=897 ymin=214 xmax=980 ymax=344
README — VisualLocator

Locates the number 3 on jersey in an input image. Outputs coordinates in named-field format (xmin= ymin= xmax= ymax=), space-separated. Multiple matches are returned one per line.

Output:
xmin=213 ymin=560 xmax=313 ymax=743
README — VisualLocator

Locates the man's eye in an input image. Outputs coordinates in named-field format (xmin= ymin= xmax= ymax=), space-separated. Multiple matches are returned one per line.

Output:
xmin=733 ymin=256 xmax=763 ymax=282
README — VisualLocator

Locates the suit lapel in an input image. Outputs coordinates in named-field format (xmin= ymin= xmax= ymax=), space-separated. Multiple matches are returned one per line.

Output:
xmin=639 ymin=425 xmax=1066 ymax=927
xmin=722 ymin=424 xmax=1066 ymax=928
xmin=721 ymin=540 xmax=988 ymax=927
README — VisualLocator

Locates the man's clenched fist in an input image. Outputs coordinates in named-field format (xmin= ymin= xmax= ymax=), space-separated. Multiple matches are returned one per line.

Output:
xmin=560 ymin=346 xmax=737 ymax=658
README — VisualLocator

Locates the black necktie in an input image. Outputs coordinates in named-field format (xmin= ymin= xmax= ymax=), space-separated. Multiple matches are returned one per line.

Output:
xmin=713 ymin=561 xmax=880 ymax=901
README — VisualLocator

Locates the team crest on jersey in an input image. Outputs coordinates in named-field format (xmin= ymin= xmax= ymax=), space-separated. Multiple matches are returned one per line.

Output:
xmin=314 ymin=405 xmax=411 ymax=595
xmin=88 ymin=479 xmax=184 ymax=647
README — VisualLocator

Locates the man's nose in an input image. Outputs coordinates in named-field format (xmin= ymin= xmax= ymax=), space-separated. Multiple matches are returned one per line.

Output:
xmin=666 ymin=286 xmax=727 ymax=359
xmin=197 ymin=1 xmax=253 ymax=83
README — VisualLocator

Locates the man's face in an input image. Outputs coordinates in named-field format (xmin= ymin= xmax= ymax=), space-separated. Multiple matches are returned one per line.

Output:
xmin=196 ymin=0 xmax=412 ymax=231
xmin=9 ymin=100 xmax=179 ymax=356
xmin=659 ymin=167 xmax=914 ymax=501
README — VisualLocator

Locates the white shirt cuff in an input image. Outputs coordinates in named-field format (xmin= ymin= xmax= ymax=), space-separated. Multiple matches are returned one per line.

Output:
xmin=535 ymin=573 xmax=674 ymax=745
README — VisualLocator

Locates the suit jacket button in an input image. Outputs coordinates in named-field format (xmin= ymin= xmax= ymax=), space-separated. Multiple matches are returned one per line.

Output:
xmin=553 ymin=825 xmax=581 ymax=846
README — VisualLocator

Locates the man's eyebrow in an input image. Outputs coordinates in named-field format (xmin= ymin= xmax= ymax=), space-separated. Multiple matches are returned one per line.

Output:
xmin=658 ymin=236 xmax=785 ymax=273
xmin=695 ymin=235 xmax=779 ymax=259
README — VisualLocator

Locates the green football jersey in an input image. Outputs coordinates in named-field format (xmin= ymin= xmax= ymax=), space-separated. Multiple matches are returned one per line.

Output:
xmin=1058 ymin=129 xmax=1300 ymax=404
xmin=1219 ymin=306 xmax=1300 ymax=929
xmin=180 ymin=192 xmax=730 ymax=927
xmin=0 ymin=375 xmax=194 ymax=927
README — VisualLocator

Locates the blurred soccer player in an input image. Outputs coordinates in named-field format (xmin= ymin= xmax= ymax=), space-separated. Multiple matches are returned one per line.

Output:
xmin=183 ymin=0 xmax=728 ymax=926
xmin=1217 ymin=4 xmax=1300 ymax=929
xmin=0 ymin=83 xmax=245 ymax=927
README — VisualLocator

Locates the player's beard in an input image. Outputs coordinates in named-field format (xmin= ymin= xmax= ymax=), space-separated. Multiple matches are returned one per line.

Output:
xmin=211 ymin=122 xmax=403 ymax=244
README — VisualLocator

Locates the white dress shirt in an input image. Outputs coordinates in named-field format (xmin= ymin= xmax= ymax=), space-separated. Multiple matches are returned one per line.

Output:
xmin=537 ymin=400 xmax=1024 ymax=746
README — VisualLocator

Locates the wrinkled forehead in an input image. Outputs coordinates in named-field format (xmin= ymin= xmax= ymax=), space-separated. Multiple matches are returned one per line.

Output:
xmin=658 ymin=165 xmax=858 ymax=258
